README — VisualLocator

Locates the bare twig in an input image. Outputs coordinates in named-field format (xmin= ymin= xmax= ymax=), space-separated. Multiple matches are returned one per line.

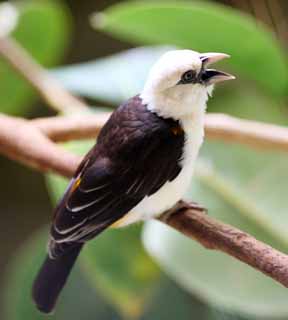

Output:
xmin=31 ymin=113 xmax=110 ymax=142
xmin=0 ymin=114 xmax=80 ymax=177
xmin=205 ymin=113 xmax=288 ymax=152
xmin=30 ymin=113 xmax=288 ymax=153
xmin=0 ymin=37 xmax=87 ymax=114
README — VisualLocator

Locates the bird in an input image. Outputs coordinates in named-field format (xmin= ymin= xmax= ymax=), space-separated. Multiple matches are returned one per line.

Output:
xmin=32 ymin=49 xmax=234 ymax=313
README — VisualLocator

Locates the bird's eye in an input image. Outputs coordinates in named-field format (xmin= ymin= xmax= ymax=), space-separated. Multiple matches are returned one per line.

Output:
xmin=180 ymin=70 xmax=196 ymax=84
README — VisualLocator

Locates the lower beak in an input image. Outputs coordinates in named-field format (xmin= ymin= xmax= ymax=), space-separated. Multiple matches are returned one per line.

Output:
xmin=201 ymin=69 xmax=235 ymax=85
xmin=199 ymin=52 xmax=235 ymax=85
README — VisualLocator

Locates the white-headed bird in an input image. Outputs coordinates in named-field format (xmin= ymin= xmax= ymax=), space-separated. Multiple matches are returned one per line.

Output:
xmin=32 ymin=49 xmax=234 ymax=313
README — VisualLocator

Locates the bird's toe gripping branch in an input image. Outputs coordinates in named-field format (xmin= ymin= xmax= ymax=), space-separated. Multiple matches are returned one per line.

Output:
xmin=159 ymin=200 xmax=208 ymax=224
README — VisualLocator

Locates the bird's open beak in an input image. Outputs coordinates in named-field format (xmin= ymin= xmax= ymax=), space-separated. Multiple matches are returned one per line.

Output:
xmin=199 ymin=52 xmax=235 ymax=85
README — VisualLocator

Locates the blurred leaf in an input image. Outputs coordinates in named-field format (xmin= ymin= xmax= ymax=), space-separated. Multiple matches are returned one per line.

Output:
xmin=142 ymin=277 xmax=208 ymax=320
xmin=82 ymin=226 xmax=160 ymax=319
xmin=93 ymin=1 xmax=288 ymax=96
xmin=53 ymin=46 xmax=173 ymax=105
xmin=46 ymin=139 xmax=160 ymax=319
xmin=0 ymin=0 xmax=71 ymax=115
xmin=140 ymin=276 xmax=248 ymax=320
xmin=4 ymin=229 xmax=121 ymax=320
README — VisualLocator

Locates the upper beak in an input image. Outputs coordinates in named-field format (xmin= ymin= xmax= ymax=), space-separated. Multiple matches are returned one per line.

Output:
xmin=199 ymin=52 xmax=235 ymax=85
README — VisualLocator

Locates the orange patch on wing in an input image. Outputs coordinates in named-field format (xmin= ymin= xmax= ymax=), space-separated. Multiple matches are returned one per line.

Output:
xmin=111 ymin=216 xmax=127 ymax=228
xmin=171 ymin=125 xmax=183 ymax=136
xmin=71 ymin=177 xmax=81 ymax=193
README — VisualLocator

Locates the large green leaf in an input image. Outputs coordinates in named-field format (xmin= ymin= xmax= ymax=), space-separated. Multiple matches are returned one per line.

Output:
xmin=46 ymin=139 xmax=160 ymax=319
xmin=0 ymin=0 xmax=71 ymax=115
xmin=4 ymin=229 xmax=121 ymax=320
xmin=53 ymin=46 xmax=173 ymax=105
xmin=93 ymin=1 xmax=288 ymax=96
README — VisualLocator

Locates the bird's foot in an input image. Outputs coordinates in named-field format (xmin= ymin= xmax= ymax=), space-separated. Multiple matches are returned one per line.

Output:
xmin=159 ymin=200 xmax=207 ymax=223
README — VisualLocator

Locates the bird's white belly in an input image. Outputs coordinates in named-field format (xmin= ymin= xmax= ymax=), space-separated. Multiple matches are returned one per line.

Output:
xmin=134 ymin=162 xmax=194 ymax=218
xmin=116 ymin=116 xmax=204 ymax=227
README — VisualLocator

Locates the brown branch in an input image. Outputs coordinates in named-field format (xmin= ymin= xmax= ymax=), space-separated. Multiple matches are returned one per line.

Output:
xmin=31 ymin=113 xmax=110 ymax=142
xmin=31 ymin=113 xmax=288 ymax=153
xmin=159 ymin=201 xmax=288 ymax=288
xmin=0 ymin=114 xmax=80 ymax=177
xmin=0 ymin=37 xmax=88 ymax=114
xmin=1 ymin=113 xmax=288 ymax=288
xmin=205 ymin=113 xmax=288 ymax=152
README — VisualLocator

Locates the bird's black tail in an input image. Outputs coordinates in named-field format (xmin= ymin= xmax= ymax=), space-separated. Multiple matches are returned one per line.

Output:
xmin=32 ymin=243 xmax=83 ymax=314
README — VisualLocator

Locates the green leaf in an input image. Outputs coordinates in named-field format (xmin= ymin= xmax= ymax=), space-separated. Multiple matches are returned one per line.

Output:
xmin=93 ymin=1 xmax=288 ymax=96
xmin=4 ymin=229 xmax=121 ymax=320
xmin=53 ymin=46 xmax=173 ymax=105
xmin=0 ymin=0 xmax=71 ymax=115
xmin=142 ymin=277 xmax=215 ymax=320
xmin=46 ymin=139 xmax=160 ymax=319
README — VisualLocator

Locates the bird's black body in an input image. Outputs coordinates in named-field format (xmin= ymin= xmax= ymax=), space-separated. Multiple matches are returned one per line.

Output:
xmin=32 ymin=95 xmax=185 ymax=313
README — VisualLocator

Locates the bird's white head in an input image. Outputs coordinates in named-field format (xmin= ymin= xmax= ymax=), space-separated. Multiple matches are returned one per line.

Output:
xmin=140 ymin=49 xmax=234 ymax=120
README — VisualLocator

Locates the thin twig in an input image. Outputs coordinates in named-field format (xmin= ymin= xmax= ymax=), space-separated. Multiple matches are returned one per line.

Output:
xmin=31 ymin=113 xmax=110 ymax=142
xmin=30 ymin=113 xmax=288 ymax=153
xmin=0 ymin=114 xmax=80 ymax=177
xmin=205 ymin=113 xmax=288 ymax=152
xmin=0 ymin=37 xmax=87 ymax=114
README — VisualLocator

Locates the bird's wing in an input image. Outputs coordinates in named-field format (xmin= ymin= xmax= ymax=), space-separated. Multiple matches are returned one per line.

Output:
xmin=50 ymin=96 xmax=185 ymax=257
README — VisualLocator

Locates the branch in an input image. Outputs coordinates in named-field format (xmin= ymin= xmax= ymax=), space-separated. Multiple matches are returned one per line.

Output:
xmin=31 ymin=113 xmax=288 ymax=153
xmin=159 ymin=202 xmax=288 ymax=288
xmin=0 ymin=37 xmax=88 ymax=114
xmin=1 ymin=114 xmax=288 ymax=288
xmin=0 ymin=114 xmax=80 ymax=177
xmin=205 ymin=114 xmax=288 ymax=152
xmin=31 ymin=113 xmax=110 ymax=142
